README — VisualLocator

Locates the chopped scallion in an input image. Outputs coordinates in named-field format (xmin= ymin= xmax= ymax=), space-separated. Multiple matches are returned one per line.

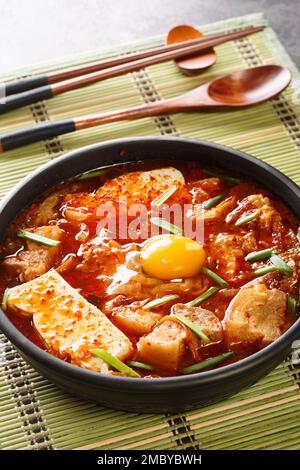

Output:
xmin=270 ymin=254 xmax=292 ymax=276
xmin=181 ymin=351 xmax=234 ymax=374
xmin=254 ymin=265 xmax=279 ymax=276
xmin=150 ymin=217 xmax=182 ymax=236
xmin=1 ymin=288 xmax=10 ymax=312
xmin=142 ymin=294 xmax=179 ymax=310
xmin=201 ymin=267 xmax=229 ymax=287
xmin=297 ymin=226 xmax=300 ymax=244
xmin=203 ymin=169 xmax=241 ymax=184
xmin=287 ymin=295 xmax=297 ymax=316
xmin=151 ymin=185 xmax=177 ymax=207
xmin=203 ymin=193 xmax=226 ymax=210
xmin=245 ymin=248 xmax=277 ymax=262
xmin=90 ymin=349 xmax=140 ymax=377
xmin=78 ymin=168 xmax=107 ymax=180
xmin=18 ymin=230 xmax=60 ymax=247
xmin=173 ymin=313 xmax=211 ymax=344
xmin=234 ymin=211 xmax=258 ymax=227
xmin=126 ymin=361 xmax=155 ymax=371
xmin=186 ymin=287 xmax=219 ymax=307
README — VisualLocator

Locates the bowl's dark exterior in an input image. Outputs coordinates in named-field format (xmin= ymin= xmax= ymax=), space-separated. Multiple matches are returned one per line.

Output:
xmin=0 ymin=137 xmax=299 ymax=413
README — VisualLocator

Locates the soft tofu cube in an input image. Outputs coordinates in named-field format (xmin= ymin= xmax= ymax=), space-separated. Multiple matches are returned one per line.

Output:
xmin=96 ymin=167 xmax=185 ymax=206
xmin=7 ymin=269 xmax=133 ymax=373
xmin=138 ymin=317 xmax=186 ymax=371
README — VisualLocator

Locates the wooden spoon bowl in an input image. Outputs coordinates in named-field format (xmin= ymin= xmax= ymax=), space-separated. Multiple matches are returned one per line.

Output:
xmin=206 ymin=65 xmax=291 ymax=106
xmin=167 ymin=25 xmax=217 ymax=75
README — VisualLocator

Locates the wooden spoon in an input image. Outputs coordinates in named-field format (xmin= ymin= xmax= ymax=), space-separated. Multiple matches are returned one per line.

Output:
xmin=0 ymin=65 xmax=291 ymax=152
xmin=167 ymin=25 xmax=216 ymax=75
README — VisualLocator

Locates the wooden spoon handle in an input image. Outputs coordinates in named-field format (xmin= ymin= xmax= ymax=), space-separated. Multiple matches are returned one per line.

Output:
xmin=75 ymin=99 xmax=179 ymax=130
xmin=0 ymin=99 xmax=181 ymax=152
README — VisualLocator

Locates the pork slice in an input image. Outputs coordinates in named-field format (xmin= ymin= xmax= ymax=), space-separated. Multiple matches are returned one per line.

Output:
xmin=172 ymin=304 xmax=223 ymax=344
xmin=192 ymin=197 xmax=236 ymax=223
xmin=206 ymin=231 xmax=257 ymax=283
xmin=226 ymin=194 xmax=284 ymax=234
xmin=3 ymin=226 xmax=64 ymax=282
xmin=112 ymin=305 xmax=162 ymax=335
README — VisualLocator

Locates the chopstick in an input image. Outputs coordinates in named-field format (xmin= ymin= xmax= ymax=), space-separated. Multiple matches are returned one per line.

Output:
xmin=0 ymin=26 xmax=264 ymax=115
xmin=4 ymin=26 xmax=264 ymax=96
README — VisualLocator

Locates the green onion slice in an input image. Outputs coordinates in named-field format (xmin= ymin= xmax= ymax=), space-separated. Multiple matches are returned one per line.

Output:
xmin=297 ymin=226 xmax=300 ymax=244
xmin=287 ymin=295 xmax=297 ymax=316
xmin=142 ymin=294 xmax=179 ymax=310
xmin=150 ymin=217 xmax=182 ymax=236
xmin=181 ymin=351 xmax=234 ymax=374
xmin=90 ymin=349 xmax=140 ymax=377
xmin=254 ymin=265 xmax=279 ymax=276
xmin=1 ymin=288 xmax=10 ymax=312
xmin=270 ymin=254 xmax=292 ymax=276
xmin=18 ymin=230 xmax=60 ymax=247
xmin=234 ymin=211 xmax=258 ymax=227
xmin=245 ymin=248 xmax=277 ymax=262
xmin=126 ymin=361 xmax=156 ymax=371
xmin=78 ymin=168 xmax=107 ymax=180
xmin=201 ymin=267 xmax=229 ymax=287
xmin=173 ymin=313 xmax=211 ymax=344
xmin=151 ymin=185 xmax=178 ymax=207
xmin=186 ymin=287 xmax=219 ymax=307
xmin=203 ymin=193 xmax=226 ymax=210
xmin=203 ymin=169 xmax=241 ymax=184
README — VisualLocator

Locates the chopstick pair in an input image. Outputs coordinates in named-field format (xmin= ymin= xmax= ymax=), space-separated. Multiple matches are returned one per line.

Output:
xmin=0 ymin=26 xmax=264 ymax=115
xmin=1 ymin=62 xmax=289 ymax=153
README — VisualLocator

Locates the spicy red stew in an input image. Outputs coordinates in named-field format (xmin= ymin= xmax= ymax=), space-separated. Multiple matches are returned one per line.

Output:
xmin=0 ymin=161 xmax=299 ymax=378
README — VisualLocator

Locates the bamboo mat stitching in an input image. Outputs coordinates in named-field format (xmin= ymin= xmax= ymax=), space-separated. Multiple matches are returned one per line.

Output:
xmin=11 ymin=71 xmax=65 ymax=158
xmin=166 ymin=415 xmax=200 ymax=450
xmin=286 ymin=356 xmax=300 ymax=392
xmin=0 ymin=334 xmax=54 ymax=449
xmin=29 ymin=99 xmax=64 ymax=158
xmin=131 ymin=67 xmax=179 ymax=136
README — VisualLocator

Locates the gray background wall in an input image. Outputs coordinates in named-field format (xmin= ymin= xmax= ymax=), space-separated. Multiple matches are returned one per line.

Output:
xmin=0 ymin=0 xmax=298 ymax=73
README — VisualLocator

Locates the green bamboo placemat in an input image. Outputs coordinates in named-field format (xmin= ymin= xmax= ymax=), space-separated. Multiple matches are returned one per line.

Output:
xmin=1 ymin=12 xmax=300 ymax=450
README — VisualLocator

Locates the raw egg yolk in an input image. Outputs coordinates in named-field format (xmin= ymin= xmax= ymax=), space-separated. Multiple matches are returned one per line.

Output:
xmin=141 ymin=235 xmax=206 ymax=280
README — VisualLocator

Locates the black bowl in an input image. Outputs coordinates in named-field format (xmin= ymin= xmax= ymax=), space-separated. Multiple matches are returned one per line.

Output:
xmin=0 ymin=137 xmax=299 ymax=413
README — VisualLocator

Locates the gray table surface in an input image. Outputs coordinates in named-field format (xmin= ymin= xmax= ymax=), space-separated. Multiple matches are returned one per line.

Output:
xmin=0 ymin=0 xmax=299 ymax=74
